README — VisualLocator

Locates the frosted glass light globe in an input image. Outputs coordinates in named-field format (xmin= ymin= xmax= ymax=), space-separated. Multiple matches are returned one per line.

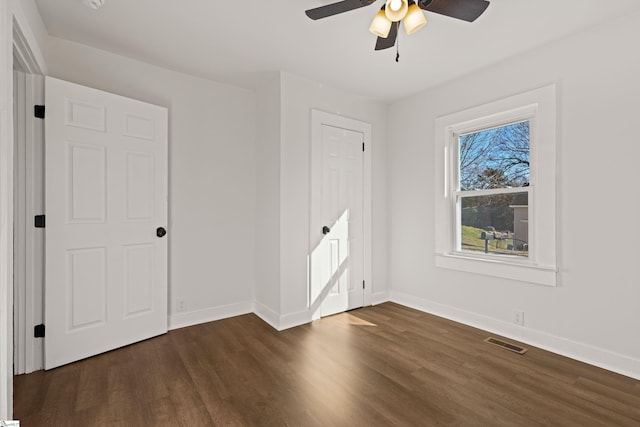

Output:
xmin=385 ymin=0 xmax=408 ymax=22
xmin=389 ymin=0 xmax=403 ymax=11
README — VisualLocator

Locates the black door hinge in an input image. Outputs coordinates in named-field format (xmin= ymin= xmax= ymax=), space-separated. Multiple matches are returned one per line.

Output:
xmin=34 ymin=215 xmax=45 ymax=228
xmin=362 ymin=142 xmax=365 ymax=152
xmin=363 ymin=280 xmax=365 ymax=289
xmin=34 ymin=105 xmax=45 ymax=119
xmin=34 ymin=324 xmax=45 ymax=338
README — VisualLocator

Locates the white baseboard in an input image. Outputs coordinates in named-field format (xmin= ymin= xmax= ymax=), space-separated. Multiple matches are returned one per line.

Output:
xmin=253 ymin=302 xmax=312 ymax=331
xmin=389 ymin=291 xmax=640 ymax=380
xmin=255 ymin=294 xmax=390 ymax=331
xmin=253 ymin=301 xmax=281 ymax=330
xmin=371 ymin=291 xmax=390 ymax=306
xmin=168 ymin=301 xmax=254 ymax=330
xmin=279 ymin=309 xmax=312 ymax=331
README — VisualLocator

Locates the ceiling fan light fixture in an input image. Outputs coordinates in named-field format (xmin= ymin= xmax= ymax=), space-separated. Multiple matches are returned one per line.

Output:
xmin=404 ymin=1 xmax=427 ymax=35
xmin=369 ymin=7 xmax=392 ymax=38
xmin=385 ymin=0 xmax=408 ymax=22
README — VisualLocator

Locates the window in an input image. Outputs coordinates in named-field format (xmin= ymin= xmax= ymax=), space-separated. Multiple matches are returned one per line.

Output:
xmin=435 ymin=85 xmax=557 ymax=286
xmin=457 ymin=121 xmax=530 ymax=258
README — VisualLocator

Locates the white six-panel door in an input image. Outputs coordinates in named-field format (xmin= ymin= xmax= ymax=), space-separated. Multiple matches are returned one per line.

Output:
xmin=317 ymin=124 xmax=364 ymax=317
xmin=44 ymin=77 xmax=168 ymax=369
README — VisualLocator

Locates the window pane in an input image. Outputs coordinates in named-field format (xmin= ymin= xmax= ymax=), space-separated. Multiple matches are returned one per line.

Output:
xmin=460 ymin=192 xmax=528 ymax=257
xmin=459 ymin=121 xmax=530 ymax=191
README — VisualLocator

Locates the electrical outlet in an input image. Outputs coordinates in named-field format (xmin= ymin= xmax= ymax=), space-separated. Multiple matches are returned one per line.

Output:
xmin=513 ymin=310 xmax=525 ymax=326
xmin=177 ymin=298 xmax=186 ymax=313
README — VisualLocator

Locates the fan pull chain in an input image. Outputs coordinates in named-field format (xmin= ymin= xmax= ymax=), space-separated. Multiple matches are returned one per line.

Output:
xmin=395 ymin=22 xmax=400 ymax=63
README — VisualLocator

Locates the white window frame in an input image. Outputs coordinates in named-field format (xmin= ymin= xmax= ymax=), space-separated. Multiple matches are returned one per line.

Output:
xmin=435 ymin=85 xmax=557 ymax=286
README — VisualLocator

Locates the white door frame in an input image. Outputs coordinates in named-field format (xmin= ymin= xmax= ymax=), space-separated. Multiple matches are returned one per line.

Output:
xmin=12 ymin=69 xmax=44 ymax=375
xmin=12 ymin=9 xmax=45 ymax=376
xmin=309 ymin=109 xmax=373 ymax=320
xmin=1 ymin=3 xmax=46 ymax=418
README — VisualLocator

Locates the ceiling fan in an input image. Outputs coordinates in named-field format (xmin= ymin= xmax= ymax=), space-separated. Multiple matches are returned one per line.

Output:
xmin=305 ymin=0 xmax=490 ymax=51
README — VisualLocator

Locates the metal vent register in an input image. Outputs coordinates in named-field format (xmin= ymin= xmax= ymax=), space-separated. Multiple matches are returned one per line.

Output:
xmin=484 ymin=337 xmax=527 ymax=355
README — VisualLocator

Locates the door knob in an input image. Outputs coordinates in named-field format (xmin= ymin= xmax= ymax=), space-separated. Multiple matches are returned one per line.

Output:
xmin=322 ymin=226 xmax=331 ymax=235
xmin=156 ymin=227 xmax=167 ymax=238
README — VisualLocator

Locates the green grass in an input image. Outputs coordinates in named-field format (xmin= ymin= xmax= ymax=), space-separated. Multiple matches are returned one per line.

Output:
xmin=460 ymin=225 xmax=528 ymax=256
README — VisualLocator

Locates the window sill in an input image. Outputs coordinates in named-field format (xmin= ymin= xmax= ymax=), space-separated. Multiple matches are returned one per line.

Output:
xmin=435 ymin=252 xmax=557 ymax=287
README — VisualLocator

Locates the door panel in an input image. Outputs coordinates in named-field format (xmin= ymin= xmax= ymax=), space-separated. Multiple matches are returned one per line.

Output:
xmin=67 ymin=142 xmax=106 ymax=222
xmin=44 ymin=77 xmax=168 ymax=369
xmin=124 ymin=244 xmax=154 ymax=316
xmin=125 ymin=153 xmax=154 ymax=220
xmin=68 ymin=247 xmax=106 ymax=330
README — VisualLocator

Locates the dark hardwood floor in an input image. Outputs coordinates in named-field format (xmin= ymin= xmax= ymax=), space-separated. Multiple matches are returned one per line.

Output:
xmin=13 ymin=302 xmax=640 ymax=426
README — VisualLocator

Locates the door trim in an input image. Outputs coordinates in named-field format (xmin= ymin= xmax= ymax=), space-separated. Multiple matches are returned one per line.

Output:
xmin=309 ymin=109 xmax=373 ymax=320
xmin=12 ymin=70 xmax=44 ymax=375
xmin=12 ymin=18 xmax=45 ymax=376
xmin=2 ymin=5 xmax=47 ymax=418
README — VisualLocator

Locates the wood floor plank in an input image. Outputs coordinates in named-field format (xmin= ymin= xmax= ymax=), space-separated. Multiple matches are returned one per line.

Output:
xmin=14 ymin=302 xmax=640 ymax=426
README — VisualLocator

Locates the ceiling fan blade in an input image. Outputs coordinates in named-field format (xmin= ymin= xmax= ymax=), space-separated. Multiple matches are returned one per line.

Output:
xmin=419 ymin=0 xmax=490 ymax=22
xmin=374 ymin=22 xmax=398 ymax=51
xmin=305 ymin=0 xmax=377 ymax=20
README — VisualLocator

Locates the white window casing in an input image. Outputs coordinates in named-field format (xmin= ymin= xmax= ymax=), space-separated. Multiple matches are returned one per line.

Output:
xmin=434 ymin=84 xmax=557 ymax=286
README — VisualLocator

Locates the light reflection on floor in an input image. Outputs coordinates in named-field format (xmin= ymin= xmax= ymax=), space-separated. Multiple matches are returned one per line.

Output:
xmin=317 ymin=312 xmax=377 ymax=327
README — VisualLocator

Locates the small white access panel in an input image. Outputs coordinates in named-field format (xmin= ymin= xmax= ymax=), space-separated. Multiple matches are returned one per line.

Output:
xmin=44 ymin=77 xmax=168 ymax=369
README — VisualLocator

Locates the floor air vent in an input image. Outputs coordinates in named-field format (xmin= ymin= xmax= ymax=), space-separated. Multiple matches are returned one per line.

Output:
xmin=484 ymin=337 xmax=527 ymax=355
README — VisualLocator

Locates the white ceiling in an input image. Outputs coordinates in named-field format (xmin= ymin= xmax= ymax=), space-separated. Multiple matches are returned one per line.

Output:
xmin=35 ymin=0 xmax=640 ymax=102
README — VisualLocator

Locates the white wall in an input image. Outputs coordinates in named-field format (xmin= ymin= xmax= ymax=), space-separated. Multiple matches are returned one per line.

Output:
xmin=279 ymin=72 xmax=389 ymax=325
xmin=45 ymin=37 xmax=257 ymax=328
xmin=387 ymin=11 xmax=640 ymax=378
xmin=254 ymin=72 xmax=282 ymax=319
